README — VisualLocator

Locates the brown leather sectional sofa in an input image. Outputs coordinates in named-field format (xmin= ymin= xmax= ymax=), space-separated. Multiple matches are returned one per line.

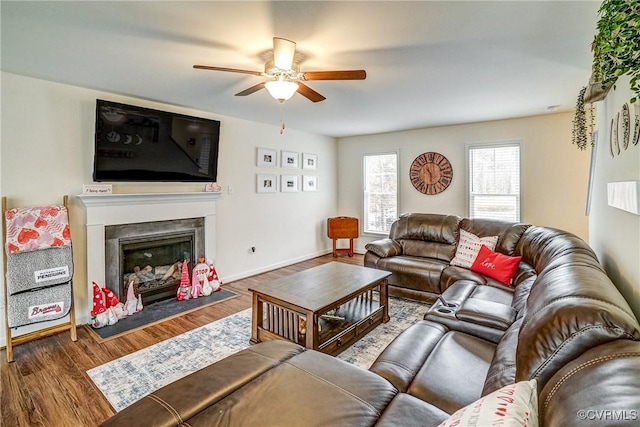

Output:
xmin=102 ymin=213 xmax=640 ymax=426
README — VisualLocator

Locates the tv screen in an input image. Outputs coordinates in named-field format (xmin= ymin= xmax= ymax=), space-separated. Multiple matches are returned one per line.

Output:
xmin=93 ymin=99 xmax=220 ymax=182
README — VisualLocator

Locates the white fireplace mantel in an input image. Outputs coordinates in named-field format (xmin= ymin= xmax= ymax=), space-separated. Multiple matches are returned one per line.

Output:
xmin=78 ymin=192 xmax=222 ymax=225
xmin=77 ymin=192 xmax=221 ymax=321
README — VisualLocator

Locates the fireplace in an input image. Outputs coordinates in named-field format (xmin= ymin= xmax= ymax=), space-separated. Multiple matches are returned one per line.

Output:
xmin=105 ymin=218 xmax=205 ymax=305
xmin=78 ymin=192 xmax=220 ymax=323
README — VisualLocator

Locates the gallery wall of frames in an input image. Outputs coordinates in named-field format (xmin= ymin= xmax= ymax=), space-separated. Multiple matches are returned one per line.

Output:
xmin=256 ymin=147 xmax=318 ymax=193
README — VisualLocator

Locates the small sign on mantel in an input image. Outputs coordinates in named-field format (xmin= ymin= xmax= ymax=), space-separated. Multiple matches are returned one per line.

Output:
xmin=83 ymin=184 xmax=113 ymax=195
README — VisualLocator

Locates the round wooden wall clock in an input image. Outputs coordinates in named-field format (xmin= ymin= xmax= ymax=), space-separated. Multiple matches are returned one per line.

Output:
xmin=409 ymin=152 xmax=453 ymax=195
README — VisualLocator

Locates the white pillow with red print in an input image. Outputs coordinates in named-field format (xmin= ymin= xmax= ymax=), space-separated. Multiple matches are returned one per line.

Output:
xmin=450 ymin=229 xmax=499 ymax=269
xmin=438 ymin=379 xmax=538 ymax=427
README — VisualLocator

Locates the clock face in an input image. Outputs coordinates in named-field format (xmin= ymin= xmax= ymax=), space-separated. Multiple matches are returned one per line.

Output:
xmin=410 ymin=152 xmax=453 ymax=195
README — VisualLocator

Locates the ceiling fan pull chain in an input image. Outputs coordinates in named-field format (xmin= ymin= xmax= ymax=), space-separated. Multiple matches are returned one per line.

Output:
xmin=280 ymin=102 xmax=286 ymax=134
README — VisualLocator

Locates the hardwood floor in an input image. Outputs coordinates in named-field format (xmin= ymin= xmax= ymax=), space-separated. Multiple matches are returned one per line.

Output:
xmin=0 ymin=254 xmax=364 ymax=427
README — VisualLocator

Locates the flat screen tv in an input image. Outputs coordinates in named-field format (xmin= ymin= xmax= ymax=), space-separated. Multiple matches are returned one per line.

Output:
xmin=93 ymin=99 xmax=220 ymax=182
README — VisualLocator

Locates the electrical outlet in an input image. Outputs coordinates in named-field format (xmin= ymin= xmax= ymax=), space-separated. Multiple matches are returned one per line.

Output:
xmin=228 ymin=185 xmax=234 ymax=194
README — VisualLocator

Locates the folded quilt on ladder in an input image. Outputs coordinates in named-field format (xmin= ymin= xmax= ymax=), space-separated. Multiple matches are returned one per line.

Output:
xmin=2 ymin=196 xmax=77 ymax=362
xmin=6 ymin=246 xmax=74 ymax=327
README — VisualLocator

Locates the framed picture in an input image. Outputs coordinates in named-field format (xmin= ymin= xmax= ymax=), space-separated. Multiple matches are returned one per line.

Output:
xmin=302 ymin=153 xmax=318 ymax=170
xmin=257 ymin=174 xmax=277 ymax=193
xmin=303 ymin=175 xmax=318 ymax=192
xmin=281 ymin=175 xmax=299 ymax=192
xmin=282 ymin=151 xmax=299 ymax=168
xmin=257 ymin=147 xmax=277 ymax=167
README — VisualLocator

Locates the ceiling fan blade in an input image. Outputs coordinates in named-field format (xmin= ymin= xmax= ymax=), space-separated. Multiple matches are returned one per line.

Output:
xmin=193 ymin=65 xmax=262 ymax=76
xmin=301 ymin=70 xmax=367 ymax=81
xmin=235 ymin=82 xmax=265 ymax=96
xmin=297 ymin=83 xmax=326 ymax=103
xmin=273 ymin=37 xmax=296 ymax=70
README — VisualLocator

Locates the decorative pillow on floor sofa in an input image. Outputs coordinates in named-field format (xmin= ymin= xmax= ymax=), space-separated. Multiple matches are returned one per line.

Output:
xmin=450 ymin=229 xmax=499 ymax=269
xmin=470 ymin=244 xmax=522 ymax=286
xmin=438 ymin=379 xmax=538 ymax=427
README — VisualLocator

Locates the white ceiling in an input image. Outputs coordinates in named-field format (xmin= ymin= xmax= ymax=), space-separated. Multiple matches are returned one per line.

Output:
xmin=1 ymin=1 xmax=600 ymax=138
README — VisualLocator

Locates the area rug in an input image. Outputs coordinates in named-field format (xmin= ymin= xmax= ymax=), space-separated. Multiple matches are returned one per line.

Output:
xmin=86 ymin=289 xmax=238 ymax=342
xmin=87 ymin=297 xmax=428 ymax=412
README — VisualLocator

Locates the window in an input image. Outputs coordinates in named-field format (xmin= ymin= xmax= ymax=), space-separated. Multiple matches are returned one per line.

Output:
xmin=363 ymin=152 xmax=398 ymax=234
xmin=467 ymin=142 xmax=521 ymax=222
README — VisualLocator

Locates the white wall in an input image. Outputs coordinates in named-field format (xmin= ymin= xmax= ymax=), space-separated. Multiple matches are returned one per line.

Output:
xmin=589 ymin=75 xmax=640 ymax=320
xmin=0 ymin=72 xmax=337 ymax=345
xmin=338 ymin=112 xmax=591 ymax=252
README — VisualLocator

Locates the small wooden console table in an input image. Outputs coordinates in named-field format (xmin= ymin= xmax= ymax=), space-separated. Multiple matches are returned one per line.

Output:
xmin=249 ymin=262 xmax=390 ymax=356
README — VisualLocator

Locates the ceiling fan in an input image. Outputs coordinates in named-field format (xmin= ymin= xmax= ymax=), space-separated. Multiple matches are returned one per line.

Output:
xmin=194 ymin=37 xmax=366 ymax=103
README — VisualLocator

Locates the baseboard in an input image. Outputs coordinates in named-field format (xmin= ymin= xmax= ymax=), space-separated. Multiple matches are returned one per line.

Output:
xmin=222 ymin=249 xmax=333 ymax=284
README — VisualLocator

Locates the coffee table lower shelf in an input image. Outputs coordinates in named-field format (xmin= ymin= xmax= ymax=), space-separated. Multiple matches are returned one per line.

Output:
xmin=251 ymin=294 xmax=387 ymax=356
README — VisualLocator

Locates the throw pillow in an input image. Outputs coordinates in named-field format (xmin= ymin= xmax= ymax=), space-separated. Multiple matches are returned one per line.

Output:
xmin=471 ymin=244 xmax=522 ymax=286
xmin=438 ymin=379 xmax=538 ymax=427
xmin=450 ymin=229 xmax=499 ymax=269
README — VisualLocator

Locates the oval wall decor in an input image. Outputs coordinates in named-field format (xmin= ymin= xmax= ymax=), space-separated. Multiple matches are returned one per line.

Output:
xmin=409 ymin=152 xmax=453 ymax=195
xmin=634 ymin=103 xmax=640 ymax=146
xmin=621 ymin=103 xmax=630 ymax=150
xmin=615 ymin=112 xmax=621 ymax=155
xmin=610 ymin=118 xmax=615 ymax=157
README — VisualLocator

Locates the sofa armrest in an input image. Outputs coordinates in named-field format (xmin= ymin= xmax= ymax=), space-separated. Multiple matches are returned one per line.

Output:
xmin=365 ymin=239 xmax=402 ymax=258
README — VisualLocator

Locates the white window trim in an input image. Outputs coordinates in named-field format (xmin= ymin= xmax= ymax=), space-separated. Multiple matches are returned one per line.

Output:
xmin=465 ymin=140 xmax=523 ymax=222
xmin=362 ymin=150 xmax=400 ymax=236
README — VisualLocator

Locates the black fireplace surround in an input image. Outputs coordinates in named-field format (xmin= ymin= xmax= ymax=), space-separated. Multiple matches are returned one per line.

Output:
xmin=104 ymin=218 xmax=205 ymax=304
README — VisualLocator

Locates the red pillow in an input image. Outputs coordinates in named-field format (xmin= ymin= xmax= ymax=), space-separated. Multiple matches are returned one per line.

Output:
xmin=470 ymin=245 xmax=522 ymax=286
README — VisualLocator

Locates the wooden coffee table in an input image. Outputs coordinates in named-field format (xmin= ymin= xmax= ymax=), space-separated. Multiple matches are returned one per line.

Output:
xmin=249 ymin=262 xmax=391 ymax=355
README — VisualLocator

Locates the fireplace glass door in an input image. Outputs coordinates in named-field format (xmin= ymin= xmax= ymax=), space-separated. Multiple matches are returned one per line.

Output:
xmin=121 ymin=232 xmax=194 ymax=305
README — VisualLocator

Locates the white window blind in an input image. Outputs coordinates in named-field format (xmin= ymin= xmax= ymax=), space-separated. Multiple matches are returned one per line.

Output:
xmin=468 ymin=143 xmax=521 ymax=222
xmin=363 ymin=152 xmax=398 ymax=234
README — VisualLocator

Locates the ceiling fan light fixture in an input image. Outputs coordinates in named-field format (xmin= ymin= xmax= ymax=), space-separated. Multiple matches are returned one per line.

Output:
xmin=265 ymin=79 xmax=299 ymax=102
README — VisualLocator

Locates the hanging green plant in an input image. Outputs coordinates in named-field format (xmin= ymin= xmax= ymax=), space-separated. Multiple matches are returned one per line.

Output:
xmin=572 ymin=86 xmax=595 ymax=150
xmin=591 ymin=0 xmax=640 ymax=103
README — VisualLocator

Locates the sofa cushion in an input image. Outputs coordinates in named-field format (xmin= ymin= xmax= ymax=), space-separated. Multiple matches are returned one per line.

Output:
xmin=482 ymin=317 xmax=522 ymax=395
xmin=371 ymin=321 xmax=495 ymax=414
xmin=390 ymin=213 xmax=460 ymax=262
xmin=375 ymin=393 xmax=449 ymax=427
xmin=450 ymin=229 xmax=499 ymax=269
xmin=511 ymin=276 xmax=535 ymax=317
xmin=470 ymin=245 xmax=522 ymax=286
xmin=459 ymin=218 xmax=530 ymax=256
xmin=406 ymin=331 xmax=495 ymax=414
xmin=440 ymin=265 xmax=489 ymax=290
xmin=462 ymin=281 xmax=514 ymax=306
xmin=370 ymin=321 xmax=449 ymax=392
xmin=438 ymin=379 xmax=538 ymax=427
